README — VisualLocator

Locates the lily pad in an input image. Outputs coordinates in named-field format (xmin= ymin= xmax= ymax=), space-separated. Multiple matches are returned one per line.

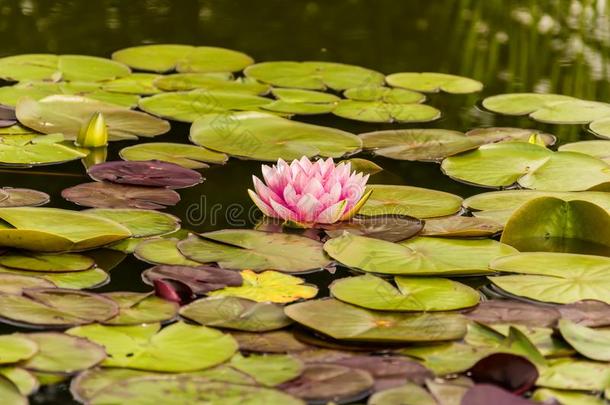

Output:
xmin=321 ymin=214 xmax=424 ymax=242
xmin=16 ymin=95 xmax=170 ymax=141
xmin=332 ymin=99 xmax=441 ymax=123
xmin=0 ymin=134 xmax=87 ymax=167
xmin=83 ymin=209 xmax=180 ymax=238
xmin=142 ymin=265 xmax=243 ymax=294
xmin=536 ymin=358 xmax=610 ymax=391
xmin=0 ymin=335 xmax=38 ymax=364
xmin=232 ymin=330 xmax=308 ymax=353
xmin=459 ymin=384 xmax=535 ymax=405
xmin=0 ymin=266 xmax=108 ymax=290
xmin=180 ymin=296 xmax=292 ymax=331
xmin=489 ymin=252 xmax=610 ymax=304
xmin=0 ymin=367 xmax=38 ymax=396
xmin=421 ymin=216 xmax=502 ymax=237
xmin=280 ymin=363 xmax=373 ymax=403
xmin=345 ymin=85 xmax=425 ymax=103
xmin=0 ymin=54 xmax=130 ymax=82
xmin=112 ymin=44 xmax=254 ymax=73
xmin=20 ymin=332 xmax=105 ymax=374
xmin=465 ymin=300 xmax=560 ymax=328
xmin=190 ymin=111 xmax=362 ymax=161
xmin=386 ymin=72 xmax=483 ymax=94
xmin=62 ymin=182 xmax=180 ymax=209
xmin=400 ymin=342 xmax=498 ymax=376
xmin=340 ymin=158 xmax=383 ymax=175
xmin=0 ymin=188 xmax=49 ymax=207
xmin=368 ymin=383 xmax=437 ymax=405
xmin=0 ymin=288 xmax=119 ymax=328
xmin=102 ymin=292 xmax=178 ymax=326
xmin=101 ymin=73 xmax=162 ymax=95
xmin=0 ymin=375 xmax=26 ymax=405
xmin=67 ymin=321 xmax=238 ymax=372
xmin=139 ymin=90 xmax=272 ymax=122
xmin=590 ymin=117 xmax=610 ymax=139
xmin=87 ymin=160 xmax=202 ymax=189
xmin=230 ymin=353 xmax=303 ymax=386
xmin=330 ymin=274 xmax=479 ymax=311
xmin=481 ymin=93 xmax=577 ymax=116
xmin=208 ymin=270 xmax=317 ymax=303
xmin=559 ymin=300 xmax=610 ymax=327
xmin=262 ymin=88 xmax=339 ymax=115
xmin=177 ymin=230 xmax=331 ymax=273
xmin=532 ymin=388 xmax=605 ymax=405
xmin=154 ymin=73 xmax=267 ymax=94
xmin=558 ymin=319 xmax=610 ymax=361
xmin=0 ymin=252 xmax=94 ymax=272
xmin=558 ymin=140 xmax=610 ymax=163
xmin=0 ymin=273 xmax=55 ymax=294
xmin=120 ymin=142 xmax=228 ymax=169
xmin=500 ymin=197 xmax=610 ymax=254
xmin=285 ymin=298 xmax=468 ymax=342
xmin=0 ymin=207 xmax=131 ymax=252
xmin=244 ymin=61 xmax=385 ymax=90
xmin=360 ymin=184 xmax=462 ymax=218
xmin=324 ymin=233 xmax=516 ymax=276
xmin=441 ymin=141 xmax=610 ymax=190
xmin=89 ymin=375 xmax=304 ymax=405
xmin=469 ymin=353 xmax=538 ymax=394
xmin=134 ymin=238 xmax=201 ymax=266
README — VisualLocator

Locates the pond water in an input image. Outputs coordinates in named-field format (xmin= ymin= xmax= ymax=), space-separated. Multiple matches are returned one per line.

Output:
xmin=0 ymin=0 xmax=609 ymax=403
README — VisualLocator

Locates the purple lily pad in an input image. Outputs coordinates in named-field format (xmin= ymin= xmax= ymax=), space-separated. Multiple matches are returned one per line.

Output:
xmin=465 ymin=299 xmax=560 ymax=328
xmin=87 ymin=160 xmax=203 ymax=189
xmin=461 ymin=384 xmax=536 ymax=405
xmin=142 ymin=265 xmax=243 ymax=294
xmin=0 ymin=119 xmax=16 ymax=127
xmin=62 ymin=182 xmax=180 ymax=209
xmin=0 ymin=105 xmax=16 ymax=125
xmin=321 ymin=214 xmax=424 ymax=242
xmin=468 ymin=353 xmax=538 ymax=395
xmin=558 ymin=300 xmax=610 ymax=327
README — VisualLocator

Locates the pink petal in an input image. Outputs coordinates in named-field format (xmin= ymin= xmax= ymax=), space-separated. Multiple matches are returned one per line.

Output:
xmin=248 ymin=189 xmax=278 ymax=217
xmin=253 ymin=176 xmax=282 ymax=205
xmin=302 ymin=177 xmax=324 ymax=198
xmin=296 ymin=194 xmax=319 ymax=223
xmin=269 ymin=199 xmax=300 ymax=222
xmin=283 ymin=184 xmax=299 ymax=207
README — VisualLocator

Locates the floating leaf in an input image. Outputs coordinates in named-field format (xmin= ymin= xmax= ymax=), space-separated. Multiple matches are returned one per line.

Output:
xmin=359 ymin=185 xmax=462 ymax=218
xmin=481 ymin=93 xmax=577 ymax=116
xmin=0 ymin=267 xmax=108 ymax=289
xmin=208 ymin=270 xmax=317 ymax=303
xmin=0 ymin=54 xmax=130 ymax=82
xmin=0 ymin=252 xmax=94 ymax=272
xmin=263 ymin=88 xmax=339 ymax=115
xmin=324 ymin=233 xmax=516 ymax=276
xmin=101 ymin=73 xmax=162 ymax=95
xmin=120 ymin=142 xmax=228 ymax=169
xmin=112 ymin=44 xmax=254 ymax=73
xmin=83 ymin=209 xmax=180 ymax=238
xmin=400 ymin=342 xmax=498 ymax=375
xmin=134 ymin=238 xmax=200 ymax=266
xmin=0 ymin=375 xmax=26 ymax=405
xmin=558 ymin=319 xmax=610 ymax=361
xmin=0 ymin=274 xmax=55 ymax=294
xmin=559 ymin=140 xmax=610 ymax=163
xmin=244 ymin=61 xmax=384 ymax=90
xmin=87 ymin=160 xmax=202 ymax=189
xmin=345 ymin=85 xmax=425 ymax=103
xmin=386 ymin=72 xmax=483 ymax=94
xmin=0 ymin=188 xmax=49 ymax=208
xmin=0 ymin=367 xmax=38 ymax=396
xmin=20 ymin=332 xmax=105 ymax=374
xmin=154 ymin=73 xmax=267 ymax=94
xmin=285 ymin=298 xmax=467 ymax=342
xmin=177 ymin=230 xmax=330 ymax=273
xmin=469 ymin=353 xmax=538 ymax=395
xmin=489 ymin=252 xmax=610 ymax=304
xmin=230 ymin=353 xmax=303 ymax=386
xmin=62 ymin=182 xmax=180 ymax=209
xmin=0 ymin=207 xmax=131 ymax=252
xmin=500 ymin=197 xmax=610 ymax=254
xmin=425 ymin=377 xmax=473 ymax=405
xmin=0 ymin=134 xmax=87 ymax=167
xmin=590 ymin=117 xmax=610 ymax=139
xmin=0 ymin=288 xmax=118 ymax=328
xmin=190 ymin=111 xmax=362 ymax=161
xmin=465 ymin=300 xmax=560 ymax=328
xmin=67 ymin=322 xmax=238 ymax=372
xmin=330 ymin=274 xmax=479 ymax=311
xmin=536 ymin=358 xmax=610 ymax=391
xmin=322 ymin=214 xmax=423 ymax=242
xmin=558 ymin=300 xmax=610 ymax=327
xmin=421 ymin=216 xmax=502 ymax=237
xmin=0 ymin=335 xmax=38 ymax=364
xmin=280 ymin=363 xmax=373 ymax=403
xmin=532 ymin=388 xmax=605 ymax=405
xmin=180 ymin=296 xmax=291 ymax=332
xmin=16 ymin=96 xmax=170 ymax=141
xmin=368 ymin=383 xmax=437 ymax=405
xmin=232 ymin=330 xmax=308 ymax=353
xmin=340 ymin=158 xmax=383 ymax=175
xmin=333 ymin=99 xmax=440 ymax=123
xmin=142 ymin=265 xmax=243 ymax=294
xmin=460 ymin=384 xmax=535 ymax=405
xmin=102 ymin=292 xmax=178 ymax=326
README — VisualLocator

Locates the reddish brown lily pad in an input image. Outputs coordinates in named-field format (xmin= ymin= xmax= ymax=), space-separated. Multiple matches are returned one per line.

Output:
xmin=142 ymin=265 xmax=243 ymax=294
xmin=87 ymin=160 xmax=203 ymax=189
xmin=321 ymin=214 xmax=423 ymax=242
xmin=468 ymin=353 xmax=538 ymax=395
xmin=558 ymin=300 xmax=610 ymax=327
xmin=465 ymin=300 xmax=560 ymax=328
xmin=461 ymin=384 xmax=536 ymax=405
xmin=62 ymin=182 xmax=180 ymax=209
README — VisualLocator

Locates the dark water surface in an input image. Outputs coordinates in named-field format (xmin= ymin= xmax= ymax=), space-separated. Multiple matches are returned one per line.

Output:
xmin=0 ymin=0 xmax=608 ymax=403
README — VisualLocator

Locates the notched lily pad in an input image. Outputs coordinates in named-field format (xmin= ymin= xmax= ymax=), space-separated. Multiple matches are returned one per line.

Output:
xmin=386 ymin=72 xmax=483 ymax=94
xmin=120 ymin=142 xmax=228 ymax=169
xmin=62 ymin=182 xmax=180 ymax=209
xmin=360 ymin=185 xmax=463 ymax=218
xmin=321 ymin=214 xmax=423 ymax=242
xmin=83 ymin=209 xmax=180 ymax=238
xmin=465 ymin=300 xmax=560 ymax=328
xmin=102 ymin=292 xmax=178 ymax=326
xmin=332 ymin=99 xmax=441 ymax=123
xmin=0 ymin=252 xmax=94 ymax=272
xmin=87 ymin=160 xmax=203 ymax=189
xmin=421 ymin=216 xmax=502 ymax=237
xmin=142 ymin=265 xmax=243 ymax=294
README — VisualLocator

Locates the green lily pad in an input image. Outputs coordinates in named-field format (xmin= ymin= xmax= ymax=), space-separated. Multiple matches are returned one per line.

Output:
xmin=0 ymin=335 xmax=38 ymax=364
xmin=589 ymin=117 xmax=610 ymax=139
xmin=421 ymin=216 xmax=503 ymax=237
xmin=0 ymin=375 xmax=26 ymax=405
xmin=154 ymin=73 xmax=268 ymax=94
xmin=386 ymin=72 xmax=483 ymax=94
xmin=179 ymin=296 xmax=292 ymax=332
xmin=0 ymin=81 xmax=140 ymax=108
xmin=500 ymin=197 xmax=610 ymax=254
xmin=244 ymin=61 xmax=384 ymax=90
xmin=340 ymin=158 xmax=383 ymax=175
xmin=19 ymin=332 xmax=105 ymax=374
xmin=102 ymin=292 xmax=178 ymax=326
xmin=530 ymin=99 xmax=610 ymax=124
xmin=332 ymin=99 xmax=441 ymax=123
xmin=481 ymin=93 xmax=577 ymax=116
xmin=489 ymin=252 xmax=610 ymax=304
xmin=0 ymin=367 xmax=38 ymax=396
xmin=329 ymin=274 xmax=479 ymax=311
xmin=536 ymin=358 xmax=610 ymax=391
xmin=0 ymin=134 xmax=87 ymax=167
xmin=359 ymin=185 xmax=463 ymax=218
xmin=399 ymin=342 xmax=498 ymax=376
xmin=0 ymin=273 xmax=55 ymax=294
xmin=177 ymin=230 xmax=331 ymax=273
xmin=16 ymin=95 xmax=170 ymax=141
xmin=441 ymin=141 xmax=610 ymax=190
xmin=190 ymin=111 xmax=362 ymax=161
xmin=230 ymin=353 xmax=303 ymax=386
xmin=88 ymin=375 xmax=304 ymax=405
xmin=0 ymin=288 xmax=119 ymax=328
xmin=0 ymin=54 xmax=130 ymax=82
xmin=134 ymin=238 xmax=201 ymax=266
xmin=112 ymin=44 xmax=254 ymax=73
xmin=262 ymin=88 xmax=339 ymax=115
xmin=0 ymin=188 xmax=49 ymax=208
xmin=0 ymin=207 xmax=131 ymax=252
xmin=67 ymin=322 xmax=238 ymax=372
xmin=558 ymin=319 xmax=610 ymax=361
xmin=101 ymin=73 xmax=162 ymax=95
xmin=232 ymin=330 xmax=308 ymax=353
xmin=120 ymin=142 xmax=228 ymax=168
xmin=532 ymin=388 xmax=605 ymax=405
xmin=208 ymin=270 xmax=318 ymax=303
xmin=0 ymin=252 xmax=94 ymax=272
xmin=559 ymin=140 xmax=610 ymax=163
xmin=324 ymin=233 xmax=516 ymax=276
xmin=285 ymin=298 xmax=468 ymax=342
xmin=369 ymin=382 xmax=437 ymax=405
xmin=83 ymin=209 xmax=180 ymax=238
xmin=0 ymin=266 xmax=108 ymax=289
xmin=425 ymin=378 xmax=473 ymax=405
xmin=344 ymin=85 xmax=426 ymax=103
xmin=139 ymin=90 xmax=272 ymax=122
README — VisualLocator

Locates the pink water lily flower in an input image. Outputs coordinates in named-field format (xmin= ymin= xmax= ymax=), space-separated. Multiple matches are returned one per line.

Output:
xmin=248 ymin=157 xmax=371 ymax=225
